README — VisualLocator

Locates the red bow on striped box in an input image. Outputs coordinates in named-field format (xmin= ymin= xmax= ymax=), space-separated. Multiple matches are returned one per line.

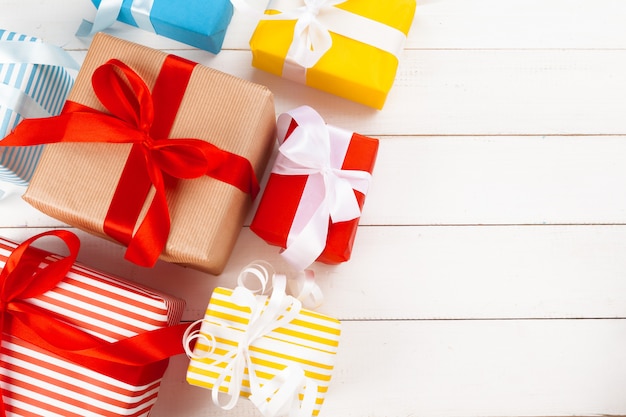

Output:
xmin=0 ymin=230 xmax=188 ymax=416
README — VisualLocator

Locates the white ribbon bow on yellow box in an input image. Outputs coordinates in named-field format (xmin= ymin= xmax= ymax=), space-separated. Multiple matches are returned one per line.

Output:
xmin=232 ymin=0 xmax=416 ymax=108
xmin=185 ymin=262 xmax=339 ymax=417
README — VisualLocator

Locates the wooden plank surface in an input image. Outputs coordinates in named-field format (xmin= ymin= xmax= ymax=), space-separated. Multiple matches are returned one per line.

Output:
xmin=4 ymin=135 xmax=626 ymax=227
xmin=2 ymin=0 xmax=626 ymax=416
xmin=6 ymin=0 xmax=626 ymax=50
xmin=153 ymin=319 xmax=626 ymax=417
xmin=2 ymin=225 xmax=626 ymax=322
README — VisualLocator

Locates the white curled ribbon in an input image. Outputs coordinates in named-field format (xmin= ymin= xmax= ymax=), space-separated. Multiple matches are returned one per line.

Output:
xmin=76 ymin=0 xmax=156 ymax=37
xmin=0 ymin=40 xmax=79 ymax=120
xmin=183 ymin=262 xmax=321 ymax=417
xmin=272 ymin=106 xmax=372 ymax=270
xmin=230 ymin=0 xmax=407 ymax=82
xmin=238 ymin=261 xmax=324 ymax=309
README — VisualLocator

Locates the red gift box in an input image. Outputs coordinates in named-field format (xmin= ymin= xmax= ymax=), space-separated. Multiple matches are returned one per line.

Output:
xmin=251 ymin=106 xmax=378 ymax=269
xmin=0 ymin=231 xmax=187 ymax=416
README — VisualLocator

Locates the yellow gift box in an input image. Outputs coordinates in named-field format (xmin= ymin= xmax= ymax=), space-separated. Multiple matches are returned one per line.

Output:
xmin=249 ymin=0 xmax=416 ymax=109
xmin=185 ymin=267 xmax=341 ymax=417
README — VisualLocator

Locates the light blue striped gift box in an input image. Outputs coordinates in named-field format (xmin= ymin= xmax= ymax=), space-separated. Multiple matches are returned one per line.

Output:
xmin=0 ymin=30 xmax=78 ymax=196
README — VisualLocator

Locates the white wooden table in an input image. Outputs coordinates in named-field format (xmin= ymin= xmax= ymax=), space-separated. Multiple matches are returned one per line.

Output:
xmin=3 ymin=1 xmax=626 ymax=416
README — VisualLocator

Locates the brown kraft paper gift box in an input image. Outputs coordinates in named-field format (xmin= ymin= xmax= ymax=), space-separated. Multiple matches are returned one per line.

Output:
xmin=22 ymin=33 xmax=276 ymax=275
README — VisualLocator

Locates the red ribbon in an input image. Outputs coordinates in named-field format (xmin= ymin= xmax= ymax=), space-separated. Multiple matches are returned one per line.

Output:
xmin=1 ymin=56 xmax=260 ymax=267
xmin=0 ymin=230 xmax=189 ymax=416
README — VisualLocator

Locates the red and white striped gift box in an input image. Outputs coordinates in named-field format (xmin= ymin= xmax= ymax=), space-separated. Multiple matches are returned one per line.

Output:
xmin=0 ymin=236 xmax=185 ymax=417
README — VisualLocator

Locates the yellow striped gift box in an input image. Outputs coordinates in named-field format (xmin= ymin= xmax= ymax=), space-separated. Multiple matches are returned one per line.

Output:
xmin=186 ymin=286 xmax=341 ymax=417
xmin=0 ymin=236 xmax=185 ymax=417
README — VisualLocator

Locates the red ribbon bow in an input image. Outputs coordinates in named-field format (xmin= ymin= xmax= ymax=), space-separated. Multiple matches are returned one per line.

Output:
xmin=0 ymin=230 xmax=189 ymax=416
xmin=1 ymin=56 xmax=260 ymax=267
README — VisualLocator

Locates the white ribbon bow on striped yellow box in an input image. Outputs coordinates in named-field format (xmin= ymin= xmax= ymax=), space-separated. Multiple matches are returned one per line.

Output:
xmin=184 ymin=262 xmax=339 ymax=417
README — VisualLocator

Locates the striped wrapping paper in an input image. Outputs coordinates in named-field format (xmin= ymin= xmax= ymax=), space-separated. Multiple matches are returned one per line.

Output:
xmin=0 ymin=237 xmax=185 ymax=417
xmin=186 ymin=287 xmax=341 ymax=417
xmin=0 ymin=30 xmax=75 ymax=187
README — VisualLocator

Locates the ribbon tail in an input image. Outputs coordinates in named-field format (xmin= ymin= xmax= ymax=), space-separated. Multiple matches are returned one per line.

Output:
xmin=204 ymin=145 xmax=261 ymax=199
xmin=281 ymin=198 xmax=330 ymax=270
xmin=249 ymin=365 xmax=314 ymax=417
xmin=328 ymin=175 xmax=363 ymax=223
xmin=76 ymin=0 xmax=124 ymax=36
xmin=289 ymin=269 xmax=324 ymax=310
xmin=7 ymin=307 xmax=188 ymax=384
xmin=0 ymin=110 xmax=146 ymax=147
xmin=103 ymin=144 xmax=153 ymax=249
xmin=0 ymin=113 xmax=86 ymax=146
xmin=76 ymin=322 xmax=190 ymax=365
xmin=123 ymin=162 xmax=170 ymax=267
xmin=211 ymin=353 xmax=247 ymax=411
xmin=295 ymin=377 xmax=318 ymax=417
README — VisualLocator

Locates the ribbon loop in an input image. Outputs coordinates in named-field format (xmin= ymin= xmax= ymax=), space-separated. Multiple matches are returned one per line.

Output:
xmin=272 ymin=106 xmax=372 ymax=270
xmin=287 ymin=0 xmax=340 ymax=68
xmin=92 ymin=59 xmax=154 ymax=132
xmin=0 ymin=230 xmax=79 ymax=308
xmin=182 ymin=319 xmax=216 ymax=360
xmin=237 ymin=260 xmax=275 ymax=294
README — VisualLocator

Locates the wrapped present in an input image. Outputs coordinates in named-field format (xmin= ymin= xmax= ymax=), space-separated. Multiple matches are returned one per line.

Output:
xmin=0 ymin=30 xmax=78 ymax=197
xmin=250 ymin=106 xmax=378 ymax=270
xmin=1 ymin=33 xmax=276 ymax=274
xmin=185 ymin=263 xmax=341 ymax=417
xmin=77 ymin=0 xmax=234 ymax=54
xmin=241 ymin=0 xmax=416 ymax=109
xmin=0 ymin=230 xmax=188 ymax=416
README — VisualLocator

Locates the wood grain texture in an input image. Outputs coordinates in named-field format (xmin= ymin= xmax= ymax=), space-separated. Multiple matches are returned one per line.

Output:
xmin=153 ymin=320 xmax=626 ymax=417
xmin=2 ymin=224 xmax=626 ymax=322
xmin=2 ymin=0 xmax=626 ymax=416
xmin=4 ymin=136 xmax=626 ymax=227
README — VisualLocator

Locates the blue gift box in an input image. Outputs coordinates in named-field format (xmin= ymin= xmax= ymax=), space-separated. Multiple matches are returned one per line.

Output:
xmin=89 ymin=0 xmax=234 ymax=54
xmin=0 ymin=30 xmax=76 ymax=193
